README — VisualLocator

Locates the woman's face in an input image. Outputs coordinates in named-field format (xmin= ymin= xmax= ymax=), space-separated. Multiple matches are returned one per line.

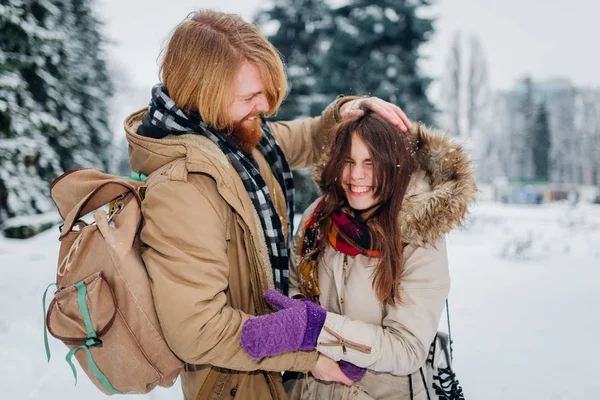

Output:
xmin=341 ymin=133 xmax=378 ymax=210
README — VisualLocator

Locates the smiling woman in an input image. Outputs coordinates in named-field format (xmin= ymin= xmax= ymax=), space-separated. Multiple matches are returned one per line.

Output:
xmin=341 ymin=134 xmax=377 ymax=211
xmin=318 ymin=109 xmax=421 ymax=304
xmin=285 ymin=109 xmax=476 ymax=399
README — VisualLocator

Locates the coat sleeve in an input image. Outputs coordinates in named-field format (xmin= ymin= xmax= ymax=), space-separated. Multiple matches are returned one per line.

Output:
xmin=268 ymin=96 xmax=357 ymax=170
xmin=315 ymin=239 xmax=450 ymax=376
xmin=141 ymin=177 xmax=317 ymax=372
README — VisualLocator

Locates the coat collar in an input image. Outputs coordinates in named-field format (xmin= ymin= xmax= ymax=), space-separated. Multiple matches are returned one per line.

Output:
xmin=125 ymin=109 xmax=275 ymax=290
xmin=401 ymin=124 xmax=476 ymax=246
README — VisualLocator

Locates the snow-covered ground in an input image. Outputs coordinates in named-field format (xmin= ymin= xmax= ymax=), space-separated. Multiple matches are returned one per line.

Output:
xmin=1 ymin=201 xmax=598 ymax=399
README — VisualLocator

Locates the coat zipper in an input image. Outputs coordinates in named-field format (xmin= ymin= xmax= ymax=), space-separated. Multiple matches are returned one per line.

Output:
xmin=245 ymin=231 xmax=269 ymax=315
xmin=318 ymin=325 xmax=372 ymax=355
xmin=342 ymin=254 xmax=349 ymax=285
xmin=225 ymin=207 xmax=232 ymax=241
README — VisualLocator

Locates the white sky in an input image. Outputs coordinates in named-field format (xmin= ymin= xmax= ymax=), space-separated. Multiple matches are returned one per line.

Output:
xmin=95 ymin=0 xmax=600 ymax=98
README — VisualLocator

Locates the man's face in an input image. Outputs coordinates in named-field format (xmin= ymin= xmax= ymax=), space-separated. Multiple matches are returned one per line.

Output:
xmin=228 ymin=61 xmax=270 ymax=152
xmin=230 ymin=61 xmax=270 ymax=125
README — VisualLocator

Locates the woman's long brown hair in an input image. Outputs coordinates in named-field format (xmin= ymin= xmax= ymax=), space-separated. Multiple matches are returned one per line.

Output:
xmin=317 ymin=110 xmax=420 ymax=306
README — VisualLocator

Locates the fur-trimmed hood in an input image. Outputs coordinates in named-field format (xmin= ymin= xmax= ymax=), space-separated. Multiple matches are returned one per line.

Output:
xmin=313 ymin=123 xmax=476 ymax=247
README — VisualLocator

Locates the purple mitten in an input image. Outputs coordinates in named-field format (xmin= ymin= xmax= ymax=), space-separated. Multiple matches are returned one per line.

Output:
xmin=299 ymin=298 xmax=327 ymax=350
xmin=240 ymin=290 xmax=327 ymax=359
xmin=264 ymin=290 xmax=326 ymax=350
xmin=264 ymin=289 xmax=303 ymax=310
xmin=241 ymin=306 xmax=308 ymax=359
xmin=339 ymin=360 xmax=366 ymax=381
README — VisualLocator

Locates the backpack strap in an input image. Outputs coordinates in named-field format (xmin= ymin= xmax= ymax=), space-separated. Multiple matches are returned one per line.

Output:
xmin=64 ymin=280 xmax=123 ymax=394
xmin=445 ymin=298 xmax=453 ymax=360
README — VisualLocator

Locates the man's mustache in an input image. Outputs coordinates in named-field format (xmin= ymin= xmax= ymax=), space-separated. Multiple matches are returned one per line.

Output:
xmin=242 ymin=113 xmax=262 ymax=123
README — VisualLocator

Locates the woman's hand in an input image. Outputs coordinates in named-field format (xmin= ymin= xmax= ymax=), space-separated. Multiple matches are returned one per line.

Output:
xmin=340 ymin=96 xmax=412 ymax=132
xmin=311 ymin=354 xmax=353 ymax=386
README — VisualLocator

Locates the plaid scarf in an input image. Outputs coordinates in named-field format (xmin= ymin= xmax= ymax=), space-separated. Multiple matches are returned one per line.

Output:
xmin=139 ymin=84 xmax=294 ymax=294
xmin=297 ymin=199 xmax=382 ymax=301
xmin=327 ymin=211 xmax=383 ymax=258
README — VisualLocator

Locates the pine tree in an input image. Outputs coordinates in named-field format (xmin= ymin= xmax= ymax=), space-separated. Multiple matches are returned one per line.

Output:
xmin=0 ymin=0 xmax=113 ymax=226
xmin=0 ymin=1 xmax=64 ymax=220
xmin=255 ymin=0 xmax=334 ymax=213
xmin=254 ymin=0 xmax=332 ymax=120
xmin=255 ymin=1 xmax=437 ymax=212
xmin=320 ymin=0 xmax=435 ymax=123
xmin=46 ymin=0 xmax=113 ymax=172
xmin=532 ymin=102 xmax=551 ymax=181
xmin=516 ymin=76 xmax=537 ymax=179
xmin=62 ymin=0 xmax=113 ymax=170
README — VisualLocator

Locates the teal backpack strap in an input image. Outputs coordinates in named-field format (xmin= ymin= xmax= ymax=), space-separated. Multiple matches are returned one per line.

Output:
xmin=65 ymin=345 xmax=122 ymax=394
xmin=64 ymin=280 xmax=122 ymax=394
xmin=42 ymin=283 xmax=59 ymax=362
xmin=129 ymin=171 xmax=147 ymax=182
xmin=75 ymin=281 xmax=100 ymax=345
xmin=115 ymin=170 xmax=147 ymax=182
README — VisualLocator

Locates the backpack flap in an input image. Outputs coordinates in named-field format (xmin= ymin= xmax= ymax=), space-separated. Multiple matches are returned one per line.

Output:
xmin=58 ymin=180 xmax=143 ymax=240
xmin=51 ymin=169 xmax=122 ymax=219
xmin=46 ymin=271 xmax=117 ymax=344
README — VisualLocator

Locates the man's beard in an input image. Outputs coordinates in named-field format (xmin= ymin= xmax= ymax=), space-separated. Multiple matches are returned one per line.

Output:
xmin=229 ymin=113 xmax=263 ymax=153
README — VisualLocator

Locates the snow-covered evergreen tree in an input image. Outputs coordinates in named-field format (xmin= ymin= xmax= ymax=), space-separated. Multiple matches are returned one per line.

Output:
xmin=0 ymin=0 xmax=112 ymax=226
xmin=320 ymin=0 xmax=435 ymax=123
xmin=254 ymin=0 xmax=333 ymax=120
xmin=0 ymin=1 xmax=64 ymax=221
xmin=59 ymin=0 xmax=113 ymax=171
xmin=255 ymin=0 xmax=437 ymax=210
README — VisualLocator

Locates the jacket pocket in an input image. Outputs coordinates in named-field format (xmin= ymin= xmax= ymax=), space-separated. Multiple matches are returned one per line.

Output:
xmin=359 ymin=370 xmax=425 ymax=400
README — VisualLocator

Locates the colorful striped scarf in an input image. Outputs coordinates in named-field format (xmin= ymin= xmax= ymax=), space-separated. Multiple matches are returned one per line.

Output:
xmin=297 ymin=199 xmax=382 ymax=302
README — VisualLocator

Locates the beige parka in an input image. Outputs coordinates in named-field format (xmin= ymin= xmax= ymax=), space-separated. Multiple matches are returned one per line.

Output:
xmin=125 ymin=97 xmax=353 ymax=400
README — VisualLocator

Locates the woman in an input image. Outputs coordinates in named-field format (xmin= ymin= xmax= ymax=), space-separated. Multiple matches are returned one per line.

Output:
xmin=283 ymin=110 xmax=476 ymax=399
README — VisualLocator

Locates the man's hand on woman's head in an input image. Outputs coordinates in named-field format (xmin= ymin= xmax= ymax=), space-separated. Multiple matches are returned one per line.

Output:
xmin=339 ymin=96 xmax=412 ymax=132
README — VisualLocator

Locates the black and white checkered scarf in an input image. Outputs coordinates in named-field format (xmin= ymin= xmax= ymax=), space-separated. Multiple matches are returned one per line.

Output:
xmin=138 ymin=84 xmax=293 ymax=294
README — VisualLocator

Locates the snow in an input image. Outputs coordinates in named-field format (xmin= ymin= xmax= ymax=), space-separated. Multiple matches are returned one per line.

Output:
xmin=336 ymin=17 xmax=360 ymax=37
xmin=445 ymin=201 xmax=600 ymax=399
xmin=1 ymin=211 xmax=61 ymax=229
xmin=384 ymin=7 xmax=400 ymax=23
xmin=1 ymin=201 xmax=598 ymax=399
xmin=258 ymin=19 xmax=280 ymax=37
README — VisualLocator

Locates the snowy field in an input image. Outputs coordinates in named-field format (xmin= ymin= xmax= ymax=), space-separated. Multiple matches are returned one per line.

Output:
xmin=1 ymin=201 xmax=598 ymax=399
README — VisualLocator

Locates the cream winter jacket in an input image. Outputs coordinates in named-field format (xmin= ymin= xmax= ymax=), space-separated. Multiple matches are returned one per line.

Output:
xmin=287 ymin=124 xmax=476 ymax=400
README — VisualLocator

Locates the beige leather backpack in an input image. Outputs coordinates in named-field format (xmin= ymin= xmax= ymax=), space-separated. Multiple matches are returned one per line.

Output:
xmin=42 ymin=167 xmax=182 ymax=395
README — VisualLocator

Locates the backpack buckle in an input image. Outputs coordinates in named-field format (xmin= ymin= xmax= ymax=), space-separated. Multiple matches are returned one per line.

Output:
xmin=86 ymin=337 xmax=103 ymax=348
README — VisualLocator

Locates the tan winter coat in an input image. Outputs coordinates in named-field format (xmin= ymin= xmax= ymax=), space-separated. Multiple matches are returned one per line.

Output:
xmin=286 ymin=125 xmax=476 ymax=400
xmin=125 ymin=97 xmax=352 ymax=400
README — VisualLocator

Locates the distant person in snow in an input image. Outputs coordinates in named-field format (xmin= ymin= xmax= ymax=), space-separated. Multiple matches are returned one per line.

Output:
xmin=124 ymin=10 xmax=413 ymax=400
xmin=281 ymin=109 xmax=475 ymax=399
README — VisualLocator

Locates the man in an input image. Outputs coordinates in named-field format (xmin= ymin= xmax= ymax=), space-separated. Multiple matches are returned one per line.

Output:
xmin=125 ymin=10 xmax=412 ymax=400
